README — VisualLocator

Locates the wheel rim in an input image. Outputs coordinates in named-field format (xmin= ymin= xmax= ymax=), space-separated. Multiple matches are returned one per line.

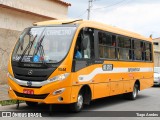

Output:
xmin=133 ymin=86 xmax=137 ymax=98
xmin=77 ymin=94 xmax=83 ymax=109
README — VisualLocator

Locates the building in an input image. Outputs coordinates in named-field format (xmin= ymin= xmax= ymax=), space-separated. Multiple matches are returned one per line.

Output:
xmin=0 ymin=0 xmax=71 ymax=84
xmin=153 ymin=37 xmax=160 ymax=67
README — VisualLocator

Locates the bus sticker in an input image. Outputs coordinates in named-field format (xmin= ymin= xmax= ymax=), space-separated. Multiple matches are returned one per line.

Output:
xmin=102 ymin=64 xmax=113 ymax=71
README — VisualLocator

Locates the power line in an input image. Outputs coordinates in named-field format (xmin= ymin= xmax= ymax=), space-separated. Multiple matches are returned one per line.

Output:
xmin=94 ymin=0 xmax=100 ymax=1
xmin=92 ymin=0 xmax=129 ymax=10
xmin=76 ymin=0 xmax=130 ymax=20
xmin=90 ymin=0 xmax=132 ymax=19
xmin=76 ymin=0 xmax=93 ymax=19
xmin=75 ymin=0 xmax=100 ymax=20
xmin=76 ymin=10 xmax=88 ymax=18
xmin=110 ymin=0 xmax=132 ymax=10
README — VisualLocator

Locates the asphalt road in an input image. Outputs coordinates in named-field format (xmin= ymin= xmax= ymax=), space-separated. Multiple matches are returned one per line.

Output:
xmin=0 ymin=86 xmax=160 ymax=120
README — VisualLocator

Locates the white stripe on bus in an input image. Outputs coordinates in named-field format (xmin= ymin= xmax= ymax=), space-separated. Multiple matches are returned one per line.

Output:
xmin=78 ymin=67 xmax=153 ymax=82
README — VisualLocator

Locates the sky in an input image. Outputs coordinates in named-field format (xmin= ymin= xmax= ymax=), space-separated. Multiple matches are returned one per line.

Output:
xmin=65 ymin=0 xmax=160 ymax=38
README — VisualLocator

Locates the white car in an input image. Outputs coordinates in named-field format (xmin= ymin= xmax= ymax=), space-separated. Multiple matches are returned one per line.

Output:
xmin=154 ymin=67 xmax=160 ymax=86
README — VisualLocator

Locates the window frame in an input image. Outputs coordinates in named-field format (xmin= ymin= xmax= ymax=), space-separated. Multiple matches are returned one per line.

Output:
xmin=88 ymin=28 xmax=153 ymax=63
xmin=97 ymin=30 xmax=118 ymax=60
xmin=117 ymin=35 xmax=132 ymax=61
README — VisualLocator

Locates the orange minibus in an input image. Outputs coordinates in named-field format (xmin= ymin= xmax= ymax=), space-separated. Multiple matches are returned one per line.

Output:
xmin=8 ymin=19 xmax=154 ymax=112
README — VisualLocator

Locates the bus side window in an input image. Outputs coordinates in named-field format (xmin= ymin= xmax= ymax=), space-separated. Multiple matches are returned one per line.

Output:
xmin=82 ymin=32 xmax=91 ymax=59
xmin=98 ymin=31 xmax=116 ymax=59
xmin=74 ymin=28 xmax=94 ymax=59
xmin=145 ymin=42 xmax=152 ymax=61
xmin=141 ymin=42 xmax=145 ymax=61
xmin=74 ymin=33 xmax=82 ymax=59
xmin=118 ymin=36 xmax=131 ymax=60
xmin=133 ymin=40 xmax=141 ymax=60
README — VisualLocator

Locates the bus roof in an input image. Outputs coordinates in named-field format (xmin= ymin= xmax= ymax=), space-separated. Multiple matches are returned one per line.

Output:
xmin=34 ymin=19 xmax=151 ymax=42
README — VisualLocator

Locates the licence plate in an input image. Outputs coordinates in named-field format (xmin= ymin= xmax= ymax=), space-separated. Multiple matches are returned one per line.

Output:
xmin=23 ymin=89 xmax=34 ymax=95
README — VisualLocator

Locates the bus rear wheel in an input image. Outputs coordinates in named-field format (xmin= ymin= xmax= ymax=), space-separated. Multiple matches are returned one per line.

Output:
xmin=70 ymin=93 xmax=84 ymax=112
xmin=26 ymin=101 xmax=38 ymax=107
xmin=124 ymin=83 xmax=139 ymax=100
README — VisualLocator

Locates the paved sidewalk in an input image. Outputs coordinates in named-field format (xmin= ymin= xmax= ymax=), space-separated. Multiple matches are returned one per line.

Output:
xmin=0 ymin=84 xmax=10 ymax=101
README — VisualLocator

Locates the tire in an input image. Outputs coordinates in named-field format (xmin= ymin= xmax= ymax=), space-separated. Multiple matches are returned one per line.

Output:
xmin=26 ymin=101 xmax=38 ymax=107
xmin=70 ymin=93 xmax=84 ymax=112
xmin=124 ymin=84 xmax=138 ymax=100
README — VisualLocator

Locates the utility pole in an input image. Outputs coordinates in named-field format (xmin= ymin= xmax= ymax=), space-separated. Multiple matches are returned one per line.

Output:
xmin=87 ymin=0 xmax=93 ymax=20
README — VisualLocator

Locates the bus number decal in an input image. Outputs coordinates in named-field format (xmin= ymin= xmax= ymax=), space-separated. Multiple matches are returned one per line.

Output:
xmin=102 ymin=64 xmax=113 ymax=71
xmin=58 ymin=68 xmax=66 ymax=71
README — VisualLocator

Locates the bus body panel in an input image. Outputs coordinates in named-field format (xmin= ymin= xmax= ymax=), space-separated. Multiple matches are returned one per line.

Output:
xmin=8 ymin=53 xmax=154 ymax=104
xmin=71 ymin=61 xmax=153 ymax=100
xmin=93 ymin=83 xmax=110 ymax=99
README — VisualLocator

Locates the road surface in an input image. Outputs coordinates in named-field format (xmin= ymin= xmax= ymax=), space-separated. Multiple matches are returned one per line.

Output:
xmin=0 ymin=86 xmax=160 ymax=120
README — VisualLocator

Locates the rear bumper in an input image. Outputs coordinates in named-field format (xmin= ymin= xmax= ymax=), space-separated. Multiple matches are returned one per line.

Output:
xmin=154 ymin=79 xmax=160 ymax=86
xmin=154 ymin=82 xmax=160 ymax=86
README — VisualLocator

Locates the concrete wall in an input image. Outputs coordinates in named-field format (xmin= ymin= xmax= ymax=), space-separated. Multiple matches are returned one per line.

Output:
xmin=154 ymin=52 xmax=160 ymax=67
xmin=0 ymin=0 xmax=69 ymax=84
xmin=0 ymin=0 xmax=68 ymax=19
xmin=153 ymin=38 xmax=160 ymax=51
xmin=153 ymin=38 xmax=160 ymax=67
xmin=0 ymin=7 xmax=48 ymax=31
xmin=0 ymin=29 xmax=20 ymax=84
xmin=0 ymin=7 xmax=51 ymax=84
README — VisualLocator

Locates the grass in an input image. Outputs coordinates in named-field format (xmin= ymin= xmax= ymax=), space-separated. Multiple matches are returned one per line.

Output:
xmin=0 ymin=100 xmax=24 ymax=106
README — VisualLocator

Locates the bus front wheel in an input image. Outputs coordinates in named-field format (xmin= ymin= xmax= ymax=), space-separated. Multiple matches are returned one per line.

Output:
xmin=124 ymin=84 xmax=139 ymax=100
xmin=70 ymin=93 xmax=84 ymax=112
xmin=26 ymin=101 xmax=38 ymax=107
